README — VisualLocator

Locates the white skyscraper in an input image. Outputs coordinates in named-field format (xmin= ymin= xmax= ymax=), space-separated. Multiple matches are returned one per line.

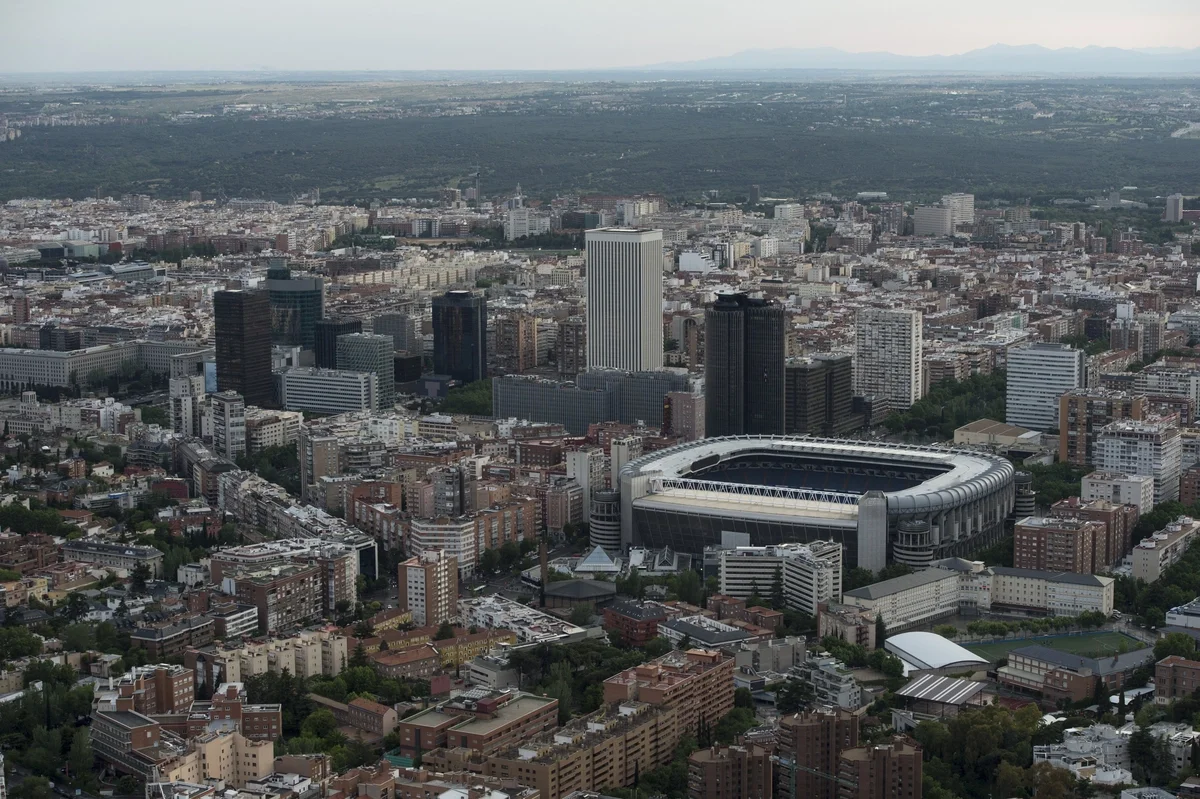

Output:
xmin=854 ymin=307 xmax=923 ymax=410
xmin=1166 ymin=193 xmax=1185 ymax=224
xmin=1006 ymin=343 xmax=1085 ymax=432
xmin=941 ymin=192 xmax=976 ymax=227
xmin=913 ymin=206 xmax=953 ymax=237
xmin=1095 ymin=419 xmax=1182 ymax=506
xmin=210 ymin=390 xmax=247 ymax=460
xmin=169 ymin=374 xmax=206 ymax=436
xmin=585 ymin=228 xmax=664 ymax=372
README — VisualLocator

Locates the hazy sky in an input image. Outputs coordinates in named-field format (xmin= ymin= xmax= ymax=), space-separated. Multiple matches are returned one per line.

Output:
xmin=2 ymin=0 xmax=1197 ymax=72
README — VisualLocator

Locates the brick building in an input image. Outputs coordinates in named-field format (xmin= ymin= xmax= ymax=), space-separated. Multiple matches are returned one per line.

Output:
xmin=1156 ymin=656 xmax=1200 ymax=704
xmin=603 ymin=600 xmax=669 ymax=647
xmin=395 ymin=690 xmax=558 ymax=758
xmin=1013 ymin=516 xmax=1106 ymax=574
xmin=603 ymin=649 xmax=735 ymax=737
xmin=687 ymin=744 xmax=772 ymax=799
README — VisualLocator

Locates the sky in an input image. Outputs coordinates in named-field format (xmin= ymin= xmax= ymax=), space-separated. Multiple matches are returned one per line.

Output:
xmin=1 ymin=0 xmax=1197 ymax=73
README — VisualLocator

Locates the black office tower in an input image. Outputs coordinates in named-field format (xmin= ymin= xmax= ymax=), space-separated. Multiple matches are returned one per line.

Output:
xmin=785 ymin=354 xmax=857 ymax=436
xmin=214 ymin=290 xmax=273 ymax=407
xmin=432 ymin=290 xmax=487 ymax=383
xmin=314 ymin=317 xmax=362 ymax=369
xmin=265 ymin=260 xmax=325 ymax=349
xmin=704 ymin=294 xmax=785 ymax=437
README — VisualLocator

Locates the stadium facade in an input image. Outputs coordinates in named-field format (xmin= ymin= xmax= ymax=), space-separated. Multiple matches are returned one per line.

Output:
xmin=618 ymin=436 xmax=1015 ymax=571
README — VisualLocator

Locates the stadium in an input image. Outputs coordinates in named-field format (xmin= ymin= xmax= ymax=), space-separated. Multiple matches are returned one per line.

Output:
xmin=617 ymin=436 xmax=1015 ymax=571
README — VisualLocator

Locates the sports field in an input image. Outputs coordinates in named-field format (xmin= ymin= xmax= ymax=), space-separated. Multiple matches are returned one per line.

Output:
xmin=966 ymin=631 xmax=1144 ymax=662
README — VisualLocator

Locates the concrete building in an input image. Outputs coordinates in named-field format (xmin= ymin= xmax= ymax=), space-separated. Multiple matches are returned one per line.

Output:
xmin=1059 ymin=389 xmax=1146 ymax=467
xmin=854 ymin=308 xmax=922 ymax=411
xmin=687 ymin=744 xmax=772 ymax=799
xmin=998 ymin=645 xmax=1153 ymax=702
xmin=232 ymin=563 xmax=322 ymax=634
xmin=170 ymin=375 xmax=206 ymax=437
xmin=777 ymin=708 xmax=860 ymax=799
xmin=210 ymin=391 xmax=246 ymax=461
xmin=336 ymin=334 xmax=395 ymax=411
xmin=841 ymin=568 xmax=959 ymax=631
xmin=1095 ymin=419 xmax=1182 ymax=506
xmin=394 ymin=690 xmax=559 ymax=758
xmin=585 ymin=228 xmax=664 ymax=372
xmin=1013 ymin=516 xmax=1107 ymax=574
xmin=495 ymin=312 xmax=538 ymax=374
xmin=1007 ymin=343 xmax=1085 ymax=432
xmin=603 ymin=649 xmax=735 ymax=737
xmin=716 ymin=542 xmax=843 ymax=616
xmin=984 ymin=566 xmax=1115 ymax=617
xmin=64 ymin=540 xmax=163 ymax=577
xmin=557 ymin=316 xmax=587 ymax=377
xmin=1132 ymin=516 xmax=1200 ymax=583
xmin=279 ymin=368 xmax=377 ymax=415
xmin=837 ymin=738 xmax=923 ymax=799
xmin=941 ymin=192 xmax=975 ymax=226
xmin=1082 ymin=471 xmax=1156 ymax=516
xmin=1050 ymin=497 xmax=1139 ymax=570
xmin=913 ymin=206 xmax=953 ymax=236
xmin=1166 ymin=193 xmax=1186 ymax=224
xmin=398 ymin=550 xmax=458 ymax=627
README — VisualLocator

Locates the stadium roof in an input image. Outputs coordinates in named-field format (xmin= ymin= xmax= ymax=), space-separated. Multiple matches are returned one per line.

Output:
xmin=884 ymin=631 xmax=989 ymax=674
xmin=895 ymin=674 xmax=986 ymax=706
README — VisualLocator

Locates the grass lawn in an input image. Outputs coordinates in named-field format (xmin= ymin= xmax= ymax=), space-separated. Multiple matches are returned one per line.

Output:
xmin=966 ymin=630 xmax=1144 ymax=662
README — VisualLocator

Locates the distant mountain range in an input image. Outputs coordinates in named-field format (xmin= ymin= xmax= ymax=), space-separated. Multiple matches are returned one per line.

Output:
xmin=647 ymin=44 xmax=1200 ymax=74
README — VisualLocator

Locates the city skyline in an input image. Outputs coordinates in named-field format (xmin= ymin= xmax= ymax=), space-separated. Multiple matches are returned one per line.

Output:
xmin=1 ymin=0 xmax=1197 ymax=73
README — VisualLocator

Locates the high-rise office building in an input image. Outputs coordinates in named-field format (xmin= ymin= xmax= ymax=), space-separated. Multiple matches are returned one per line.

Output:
xmin=1006 ymin=343 xmax=1085 ymax=432
xmin=432 ymin=290 xmax=487 ymax=383
xmin=854 ymin=308 xmax=922 ymax=411
xmin=211 ymin=391 xmax=247 ymax=461
xmin=314 ymin=318 xmax=362 ymax=369
xmin=704 ymin=293 xmax=786 ymax=437
xmin=585 ymin=228 xmax=664 ymax=372
xmin=336 ymin=333 xmax=395 ymax=411
xmin=557 ymin=316 xmax=586 ymax=376
xmin=265 ymin=260 xmax=325 ymax=349
xmin=214 ymin=290 xmax=273 ymax=408
xmin=372 ymin=313 xmax=417 ymax=355
xmin=398 ymin=550 xmax=459 ymax=627
xmin=912 ymin=206 xmax=953 ymax=237
xmin=940 ymin=192 xmax=975 ymax=227
xmin=1166 ymin=193 xmax=1186 ymax=224
xmin=785 ymin=355 xmax=856 ymax=436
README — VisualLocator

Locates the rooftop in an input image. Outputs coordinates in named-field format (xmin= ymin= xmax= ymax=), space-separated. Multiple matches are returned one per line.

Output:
xmin=842 ymin=567 xmax=958 ymax=600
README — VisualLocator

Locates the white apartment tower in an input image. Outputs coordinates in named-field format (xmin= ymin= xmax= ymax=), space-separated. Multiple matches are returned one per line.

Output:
xmin=941 ymin=193 xmax=976 ymax=227
xmin=854 ymin=307 xmax=923 ymax=410
xmin=717 ymin=541 xmax=843 ymax=616
xmin=1006 ymin=343 xmax=1085 ymax=432
xmin=1094 ymin=419 xmax=1182 ymax=506
xmin=169 ymin=374 xmax=206 ymax=437
xmin=585 ymin=228 xmax=664 ymax=372
xmin=210 ymin=390 xmax=247 ymax=461
xmin=912 ymin=206 xmax=953 ymax=237
xmin=1166 ymin=194 xmax=1185 ymax=224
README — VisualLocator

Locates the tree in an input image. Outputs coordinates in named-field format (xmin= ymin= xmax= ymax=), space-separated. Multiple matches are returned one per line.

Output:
xmin=672 ymin=570 xmax=703 ymax=605
xmin=349 ymin=643 xmax=369 ymax=669
xmin=734 ymin=687 xmax=754 ymax=709
xmin=770 ymin=565 xmax=785 ymax=610
xmin=676 ymin=634 xmax=692 ymax=651
xmin=68 ymin=726 xmax=93 ymax=781
xmin=1155 ymin=631 xmax=1197 ymax=661
xmin=301 ymin=708 xmax=339 ymax=740
xmin=12 ymin=777 xmax=52 ymax=799
xmin=773 ymin=678 xmax=814 ymax=714
xmin=130 ymin=562 xmax=150 ymax=592
xmin=993 ymin=762 xmax=1026 ymax=799
xmin=478 ymin=547 xmax=500 ymax=575
xmin=62 ymin=623 xmax=95 ymax=652
xmin=62 ymin=591 xmax=90 ymax=622
xmin=569 ymin=604 xmax=593 ymax=627
xmin=875 ymin=614 xmax=888 ymax=645
xmin=434 ymin=622 xmax=456 ymax=641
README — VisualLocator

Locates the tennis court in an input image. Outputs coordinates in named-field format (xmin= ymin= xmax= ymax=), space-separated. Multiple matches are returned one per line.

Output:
xmin=966 ymin=630 xmax=1144 ymax=662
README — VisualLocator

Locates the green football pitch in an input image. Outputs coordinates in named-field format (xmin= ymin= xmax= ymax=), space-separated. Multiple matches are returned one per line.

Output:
xmin=966 ymin=630 xmax=1144 ymax=662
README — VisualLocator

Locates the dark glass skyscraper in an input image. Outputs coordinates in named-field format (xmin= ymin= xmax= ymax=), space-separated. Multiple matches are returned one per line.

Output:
xmin=314 ymin=317 xmax=362 ymax=369
xmin=214 ymin=289 xmax=274 ymax=407
xmin=432 ymin=290 xmax=487 ymax=383
xmin=785 ymin=355 xmax=856 ymax=436
xmin=265 ymin=260 xmax=325 ymax=349
xmin=704 ymin=294 xmax=785 ymax=437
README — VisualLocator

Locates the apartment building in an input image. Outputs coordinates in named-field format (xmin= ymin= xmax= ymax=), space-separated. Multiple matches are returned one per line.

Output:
xmin=479 ymin=701 xmax=680 ymax=799
xmin=1013 ymin=516 xmax=1107 ymax=574
xmin=603 ymin=600 xmax=670 ymax=647
xmin=347 ymin=697 xmax=398 ymax=737
xmin=185 ymin=630 xmax=348 ymax=692
xmin=841 ymin=568 xmax=959 ymax=631
xmin=837 ymin=739 xmax=923 ymax=799
xmin=398 ymin=550 xmax=458 ymax=627
xmin=777 ymin=708 xmax=860 ymax=799
xmin=1132 ymin=516 xmax=1200 ymax=583
xmin=854 ymin=308 xmax=922 ymax=410
xmin=1049 ymin=497 xmax=1140 ymax=571
xmin=1081 ymin=471 xmax=1156 ymax=515
xmin=130 ymin=615 xmax=215 ymax=659
xmin=179 ymin=682 xmax=282 ymax=742
xmin=687 ymin=744 xmax=772 ymax=799
xmin=394 ymin=690 xmax=559 ymax=758
xmin=370 ymin=644 xmax=441 ymax=680
xmin=1094 ymin=419 xmax=1182 ymax=505
xmin=603 ymin=649 xmax=735 ymax=737
xmin=1059 ymin=389 xmax=1146 ymax=466
xmin=797 ymin=650 xmax=862 ymax=710
xmin=104 ymin=664 xmax=195 ymax=715
xmin=233 ymin=564 xmax=322 ymax=634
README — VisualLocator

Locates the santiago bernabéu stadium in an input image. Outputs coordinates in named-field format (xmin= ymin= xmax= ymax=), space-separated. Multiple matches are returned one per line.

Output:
xmin=616 ymin=436 xmax=1016 ymax=571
